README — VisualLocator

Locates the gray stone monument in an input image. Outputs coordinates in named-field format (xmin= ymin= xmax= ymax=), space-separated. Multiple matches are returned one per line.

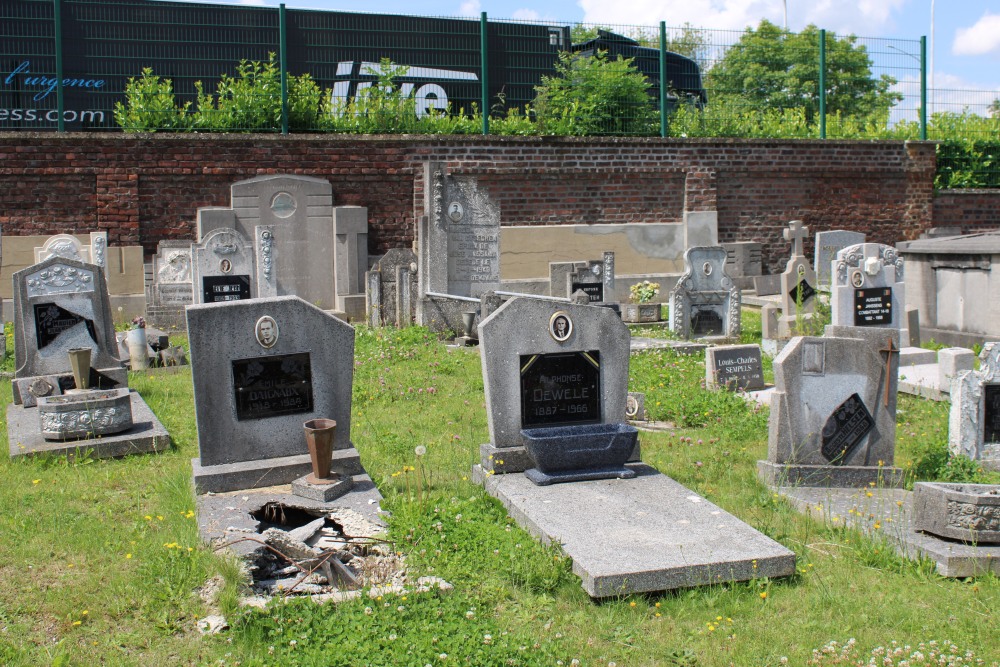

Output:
xmin=187 ymin=296 xmax=369 ymax=493
xmin=551 ymin=258 xmax=612 ymax=303
xmin=760 ymin=326 xmax=904 ymax=488
xmin=949 ymin=343 xmax=1000 ymax=471
xmin=333 ymin=206 xmax=369 ymax=321
xmin=369 ymin=249 xmax=417 ymax=328
xmin=830 ymin=243 xmax=905 ymax=331
xmin=7 ymin=255 xmax=168 ymax=459
xmin=34 ymin=232 xmax=108 ymax=271
xmin=722 ymin=241 xmax=762 ymax=290
xmin=146 ymin=240 xmax=194 ymax=330
xmin=706 ymin=344 xmax=765 ymax=391
xmin=777 ymin=221 xmax=819 ymax=338
xmin=815 ymin=230 xmax=865 ymax=287
xmin=191 ymin=227 xmax=255 ymax=305
xmin=668 ymin=246 xmax=740 ymax=339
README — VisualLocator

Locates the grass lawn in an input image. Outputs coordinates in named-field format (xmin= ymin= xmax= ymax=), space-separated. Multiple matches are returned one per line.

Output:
xmin=1 ymin=316 xmax=998 ymax=666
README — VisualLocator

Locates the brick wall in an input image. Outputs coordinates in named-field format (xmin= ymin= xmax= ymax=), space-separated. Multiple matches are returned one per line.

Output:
xmin=932 ymin=190 xmax=1000 ymax=235
xmin=0 ymin=133 xmax=937 ymax=271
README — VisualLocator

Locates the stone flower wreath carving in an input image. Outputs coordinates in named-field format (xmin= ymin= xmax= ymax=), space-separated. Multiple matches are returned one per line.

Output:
xmin=835 ymin=243 xmax=904 ymax=286
xmin=946 ymin=500 xmax=1000 ymax=532
xmin=39 ymin=405 xmax=130 ymax=434
xmin=26 ymin=265 xmax=94 ymax=297
xmin=456 ymin=178 xmax=499 ymax=227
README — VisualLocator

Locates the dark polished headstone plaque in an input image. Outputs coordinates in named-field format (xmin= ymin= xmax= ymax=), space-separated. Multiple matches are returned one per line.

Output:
xmin=571 ymin=282 xmax=604 ymax=303
xmin=821 ymin=393 xmax=875 ymax=464
xmin=203 ymin=275 xmax=251 ymax=303
xmin=711 ymin=348 xmax=764 ymax=391
xmin=33 ymin=303 xmax=97 ymax=349
xmin=984 ymin=385 xmax=1000 ymax=444
xmin=232 ymin=352 xmax=313 ymax=421
xmin=520 ymin=350 xmax=601 ymax=428
xmin=788 ymin=278 xmax=816 ymax=306
xmin=854 ymin=287 xmax=893 ymax=326
xmin=691 ymin=308 xmax=724 ymax=336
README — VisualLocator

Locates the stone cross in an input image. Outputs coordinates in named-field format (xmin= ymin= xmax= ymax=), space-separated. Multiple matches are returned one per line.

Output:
xmin=783 ymin=220 xmax=809 ymax=258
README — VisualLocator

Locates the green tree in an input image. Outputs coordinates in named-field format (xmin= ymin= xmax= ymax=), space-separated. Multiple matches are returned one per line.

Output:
xmin=533 ymin=50 xmax=658 ymax=136
xmin=706 ymin=19 xmax=901 ymax=122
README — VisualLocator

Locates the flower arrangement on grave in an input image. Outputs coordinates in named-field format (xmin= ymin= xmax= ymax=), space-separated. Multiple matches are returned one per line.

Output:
xmin=131 ymin=316 xmax=146 ymax=329
xmin=629 ymin=281 xmax=660 ymax=304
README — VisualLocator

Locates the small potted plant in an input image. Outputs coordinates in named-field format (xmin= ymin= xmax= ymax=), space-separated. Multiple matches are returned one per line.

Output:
xmin=622 ymin=281 xmax=661 ymax=323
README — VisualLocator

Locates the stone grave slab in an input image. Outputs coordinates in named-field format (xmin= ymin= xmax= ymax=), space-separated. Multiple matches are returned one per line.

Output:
xmin=7 ymin=391 xmax=170 ymax=459
xmin=705 ymin=344 xmax=765 ymax=391
xmin=815 ymin=230 xmax=864 ymax=287
xmin=475 ymin=463 xmax=795 ymax=597
xmin=187 ymin=296 xmax=369 ymax=493
xmin=830 ymin=243 xmax=905 ymax=330
xmin=898 ymin=347 xmax=973 ymax=401
xmin=776 ymin=486 xmax=1000 ymax=577
xmin=668 ymin=246 xmax=740 ymax=339
xmin=759 ymin=327 xmax=904 ymax=488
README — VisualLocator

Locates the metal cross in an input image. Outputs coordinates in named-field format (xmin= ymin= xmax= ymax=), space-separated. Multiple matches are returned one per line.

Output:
xmin=783 ymin=220 xmax=809 ymax=258
xmin=879 ymin=337 xmax=900 ymax=407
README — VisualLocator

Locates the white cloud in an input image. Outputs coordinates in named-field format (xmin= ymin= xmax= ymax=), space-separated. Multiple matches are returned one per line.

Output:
xmin=458 ymin=0 xmax=480 ymax=17
xmin=511 ymin=9 xmax=540 ymax=20
xmin=578 ymin=0 xmax=903 ymax=36
xmin=953 ymin=13 xmax=1000 ymax=56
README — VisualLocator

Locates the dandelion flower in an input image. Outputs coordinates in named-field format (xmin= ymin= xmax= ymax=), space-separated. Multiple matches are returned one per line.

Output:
xmin=415 ymin=445 xmax=427 ymax=456
xmin=759 ymin=592 xmax=767 ymax=599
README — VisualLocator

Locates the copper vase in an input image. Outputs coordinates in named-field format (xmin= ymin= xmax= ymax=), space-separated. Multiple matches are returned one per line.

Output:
xmin=303 ymin=418 xmax=337 ymax=483
xmin=67 ymin=347 xmax=92 ymax=391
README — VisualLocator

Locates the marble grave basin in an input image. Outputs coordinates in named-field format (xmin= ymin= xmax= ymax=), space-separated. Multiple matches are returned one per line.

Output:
xmin=520 ymin=422 xmax=638 ymax=485
xmin=37 ymin=388 xmax=134 ymax=441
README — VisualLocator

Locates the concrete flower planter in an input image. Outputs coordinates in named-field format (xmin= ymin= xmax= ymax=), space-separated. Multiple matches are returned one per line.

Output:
xmin=520 ymin=422 xmax=638 ymax=485
xmin=621 ymin=303 xmax=660 ymax=323
xmin=37 ymin=388 xmax=134 ymax=441
xmin=913 ymin=482 xmax=1000 ymax=544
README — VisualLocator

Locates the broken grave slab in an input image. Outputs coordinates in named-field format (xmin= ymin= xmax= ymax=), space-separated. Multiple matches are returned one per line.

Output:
xmin=474 ymin=463 xmax=795 ymax=598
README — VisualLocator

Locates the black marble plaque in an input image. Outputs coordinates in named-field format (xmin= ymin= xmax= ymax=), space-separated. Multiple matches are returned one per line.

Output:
xmin=691 ymin=308 xmax=724 ymax=336
xmin=33 ymin=303 xmax=97 ymax=349
xmin=571 ymin=282 xmax=604 ymax=303
xmin=232 ymin=352 xmax=313 ymax=421
xmin=203 ymin=275 xmax=251 ymax=303
xmin=711 ymin=348 xmax=764 ymax=391
xmin=520 ymin=350 xmax=601 ymax=428
xmin=821 ymin=393 xmax=875 ymax=464
xmin=854 ymin=287 xmax=893 ymax=326
xmin=788 ymin=278 xmax=816 ymax=306
xmin=984 ymin=385 xmax=1000 ymax=444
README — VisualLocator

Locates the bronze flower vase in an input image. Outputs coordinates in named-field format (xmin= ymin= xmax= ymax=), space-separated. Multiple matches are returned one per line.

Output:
xmin=67 ymin=347 xmax=92 ymax=392
xmin=303 ymin=418 xmax=337 ymax=484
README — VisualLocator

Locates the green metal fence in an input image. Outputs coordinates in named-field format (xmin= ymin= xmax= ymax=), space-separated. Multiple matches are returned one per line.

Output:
xmin=4 ymin=0 xmax=1000 ymax=185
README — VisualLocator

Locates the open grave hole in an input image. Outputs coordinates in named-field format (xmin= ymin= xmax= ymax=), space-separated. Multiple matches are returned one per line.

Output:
xmin=242 ymin=502 xmax=409 ymax=597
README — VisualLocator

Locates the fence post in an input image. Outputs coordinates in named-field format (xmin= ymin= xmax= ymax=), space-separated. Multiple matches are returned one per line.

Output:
xmin=480 ymin=12 xmax=489 ymax=135
xmin=818 ymin=28 xmax=826 ymax=139
xmin=659 ymin=21 xmax=668 ymax=138
xmin=920 ymin=35 xmax=927 ymax=140
xmin=279 ymin=3 xmax=289 ymax=135
xmin=53 ymin=0 xmax=65 ymax=132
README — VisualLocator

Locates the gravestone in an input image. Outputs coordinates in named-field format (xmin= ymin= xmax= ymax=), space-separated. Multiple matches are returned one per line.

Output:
xmin=418 ymin=162 xmax=501 ymax=300
xmin=815 ymin=230 xmax=865 ymax=287
xmin=333 ymin=206 xmax=369 ymax=321
xmin=759 ymin=327 xmax=904 ymax=487
xmin=474 ymin=297 xmax=796 ymax=597
xmin=949 ymin=343 xmax=1000 ymax=470
xmin=188 ymin=296 xmax=369 ymax=493
xmin=7 ymin=255 xmax=168 ymax=458
xmin=191 ymin=228 xmax=255 ymax=305
xmin=34 ymin=232 xmax=108 ymax=270
xmin=777 ymin=221 xmax=819 ymax=337
xmin=705 ymin=344 xmax=765 ymax=391
xmin=722 ymin=241 xmax=762 ymax=290
xmin=568 ymin=259 xmax=606 ymax=303
xmin=668 ymin=246 xmax=740 ymax=339
xmin=146 ymin=240 xmax=194 ymax=329
xmin=368 ymin=249 xmax=418 ymax=328
xmin=830 ymin=243 xmax=905 ymax=330
xmin=196 ymin=175 xmax=337 ymax=309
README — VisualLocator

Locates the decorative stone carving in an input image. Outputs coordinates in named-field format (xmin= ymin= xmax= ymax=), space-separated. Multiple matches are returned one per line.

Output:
xmin=37 ymin=389 xmax=134 ymax=441
xmin=25 ymin=263 xmax=95 ymax=297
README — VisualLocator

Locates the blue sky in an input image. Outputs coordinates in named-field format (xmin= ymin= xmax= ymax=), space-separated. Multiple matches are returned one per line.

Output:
xmin=174 ymin=0 xmax=1000 ymax=113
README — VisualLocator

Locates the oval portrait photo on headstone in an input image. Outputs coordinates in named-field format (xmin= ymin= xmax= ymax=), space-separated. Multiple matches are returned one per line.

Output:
xmin=549 ymin=310 xmax=573 ymax=342
xmin=255 ymin=315 xmax=279 ymax=349
xmin=220 ymin=258 xmax=232 ymax=274
xmin=447 ymin=201 xmax=464 ymax=222
xmin=851 ymin=269 xmax=865 ymax=288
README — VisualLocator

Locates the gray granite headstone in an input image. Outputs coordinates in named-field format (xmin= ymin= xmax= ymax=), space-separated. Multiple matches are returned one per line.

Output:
xmin=187 ymin=296 xmax=360 ymax=492
xmin=815 ymin=230 xmax=865 ymax=286
xmin=191 ymin=227 xmax=255 ymax=305
xmin=668 ymin=246 xmax=740 ymax=339
xmin=778 ymin=221 xmax=819 ymax=337
xmin=830 ymin=243 xmax=905 ymax=330
xmin=150 ymin=240 xmax=194 ymax=307
xmin=705 ymin=344 xmax=764 ymax=391
xmin=419 ymin=162 xmax=500 ymax=299
xmin=374 ymin=249 xmax=417 ymax=327
xmin=568 ymin=260 xmax=606 ymax=303
xmin=333 ymin=206 xmax=368 ymax=317
xmin=13 ymin=255 xmax=120 ymax=380
xmin=759 ymin=327 xmax=904 ymax=487
xmin=949 ymin=343 xmax=1000 ymax=470
xmin=722 ymin=241 xmax=762 ymax=290
xmin=478 ymin=298 xmax=630 ymax=473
